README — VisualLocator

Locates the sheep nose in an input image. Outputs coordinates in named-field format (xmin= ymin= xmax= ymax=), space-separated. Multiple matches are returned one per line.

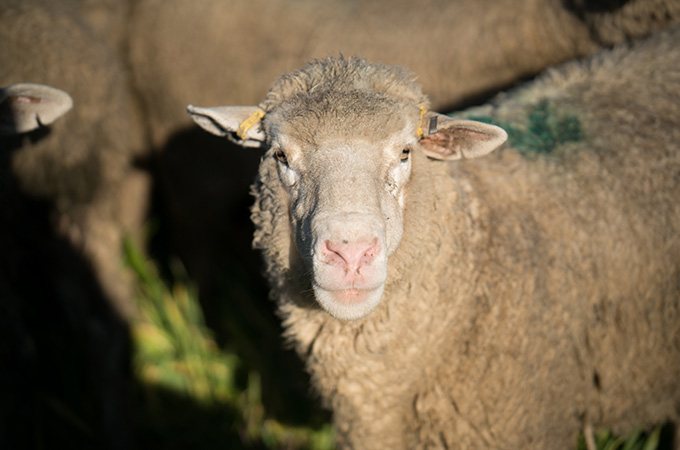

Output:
xmin=323 ymin=238 xmax=381 ymax=273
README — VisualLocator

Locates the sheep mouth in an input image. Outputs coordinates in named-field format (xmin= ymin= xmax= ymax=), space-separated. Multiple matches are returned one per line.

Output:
xmin=312 ymin=284 xmax=385 ymax=321
xmin=329 ymin=288 xmax=373 ymax=305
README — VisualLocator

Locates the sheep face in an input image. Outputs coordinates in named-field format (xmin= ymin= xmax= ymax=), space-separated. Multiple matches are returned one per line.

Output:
xmin=263 ymin=99 xmax=421 ymax=320
xmin=189 ymin=104 xmax=506 ymax=321
xmin=187 ymin=60 xmax=506 ymax=321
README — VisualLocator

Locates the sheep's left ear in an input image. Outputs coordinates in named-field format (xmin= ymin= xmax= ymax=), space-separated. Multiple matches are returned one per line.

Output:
xmin=419 ymin=113 xmax=507 ymax=160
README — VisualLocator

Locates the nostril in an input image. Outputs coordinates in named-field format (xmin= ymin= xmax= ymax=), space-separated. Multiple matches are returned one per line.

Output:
xmin=323 ymin=240 xmax=349 ymax=267
xmin=324 ymin=238 xmax=381 ymax=270
xmin=360 ymin=238 xmax=380 ymax=266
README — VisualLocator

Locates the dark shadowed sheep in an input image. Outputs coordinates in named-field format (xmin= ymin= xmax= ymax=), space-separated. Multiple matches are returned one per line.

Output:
xmin=0 ymin=0 xmax=149 ymax=317
xmin=0 ymin=1 xmax=146 ymax=448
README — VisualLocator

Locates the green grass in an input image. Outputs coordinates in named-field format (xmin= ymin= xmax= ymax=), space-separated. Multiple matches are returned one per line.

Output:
xmin=123 ymin=236 xmax=335 ymax=449
xmin=577 ymin=426 xmax=664 ymax=450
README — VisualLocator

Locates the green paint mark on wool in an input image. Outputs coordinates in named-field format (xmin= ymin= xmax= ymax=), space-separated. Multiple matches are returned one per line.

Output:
xmin=466 ymin=100 xmax=583 ymax=156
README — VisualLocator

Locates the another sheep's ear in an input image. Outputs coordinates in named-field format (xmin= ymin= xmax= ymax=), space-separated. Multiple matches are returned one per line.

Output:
xmin=187 ymin=105 xmax=266 ymax=148
xmin=0 ymin=83 xmax=73 ymax=135
xmin=419 ymin=113 xmax=507 ymax=160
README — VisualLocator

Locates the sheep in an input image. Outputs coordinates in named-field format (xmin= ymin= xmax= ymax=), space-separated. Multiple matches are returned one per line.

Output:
xmin=0 ymin=1 xmax=147 ymax=447
xmin=0 ymin=81 xmax=74 ymax=448
xmin=0 ymin=82 xmax=135 ymax=450
xmin=0 ymin=0 xmax=149 ymax=318
xmin=187 ymin=25 xmax=680 ymax=449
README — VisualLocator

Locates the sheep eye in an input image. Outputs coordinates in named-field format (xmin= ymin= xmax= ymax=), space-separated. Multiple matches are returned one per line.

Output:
xmin=274 ymin=149 xmax=288 ymax=164
xmin=400 ymin=147 xmax=411 ymax=161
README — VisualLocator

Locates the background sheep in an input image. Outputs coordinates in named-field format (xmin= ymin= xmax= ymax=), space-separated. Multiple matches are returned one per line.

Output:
xmin=0 ymin=0 xmax=150 ymax=318
xmin=0 ymin=0 xmax=147 ymax=447
xmin=0 ymin=83 xmax=133 ymax=450
xmin=188 ymin=25 xmax=680 ymax=449
xmin=134 ymin=0 xmax=680 ymax=145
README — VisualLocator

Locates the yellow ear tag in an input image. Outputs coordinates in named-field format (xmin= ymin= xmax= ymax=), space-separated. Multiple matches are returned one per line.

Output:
xmin=417 ymin=106 xmax=427 ymax=137
xmin=237 ymin=110 xmax=264 ymax=139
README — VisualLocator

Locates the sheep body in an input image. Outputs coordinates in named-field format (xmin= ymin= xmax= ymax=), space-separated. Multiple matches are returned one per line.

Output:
xmin=191 ymin=26 xmax=680 ymax=448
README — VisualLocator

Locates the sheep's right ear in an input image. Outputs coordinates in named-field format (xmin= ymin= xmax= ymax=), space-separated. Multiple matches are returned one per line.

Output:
xmin=0 ymin=83 xmax=73 ymax=135
xmin=187 ymin=105 xmax=266 ymax=148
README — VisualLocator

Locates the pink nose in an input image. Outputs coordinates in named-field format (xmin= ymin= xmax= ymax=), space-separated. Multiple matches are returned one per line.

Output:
xmin=323 ymin=238 xmax=380 ymax=273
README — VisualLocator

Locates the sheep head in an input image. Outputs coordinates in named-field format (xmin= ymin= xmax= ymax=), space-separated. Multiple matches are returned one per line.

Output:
xmin=188 ymin=58 xmax=506 ymax=321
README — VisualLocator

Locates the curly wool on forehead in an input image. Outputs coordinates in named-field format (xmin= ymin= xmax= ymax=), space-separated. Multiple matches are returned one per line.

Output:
xmin=259 ymin=56 xmax=430 ymax=113
xmin=260 ymin=56 xmax=429 ymax=143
